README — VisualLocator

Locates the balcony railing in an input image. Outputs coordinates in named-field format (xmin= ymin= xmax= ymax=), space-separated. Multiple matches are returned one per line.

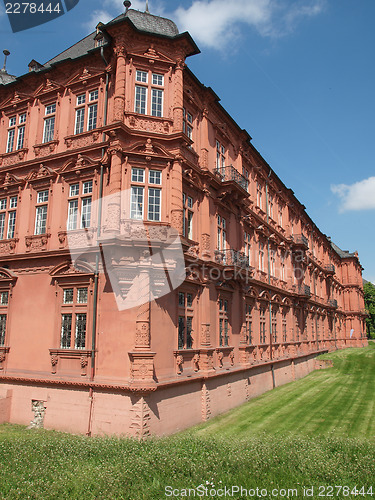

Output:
xmin=328 ymin=299 xmax=338 ymax=308
xmin=324 ymin=264 xmax=335 ymax=274
xmin=291 ymin=234 xmax=309 ymax=249
xmin=216 ymin=166 xmax=248 ymax=191
xmin=293 ymin=284 xmax=311 ymax=297
xmin=215 ymin=249 xmax=251 ymax=269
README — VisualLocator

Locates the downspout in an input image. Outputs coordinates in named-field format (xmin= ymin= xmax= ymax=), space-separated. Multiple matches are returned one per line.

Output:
xmin=265 ymin=170 xmax=275 ymax=388
xmin=87 ymin=47 xmax=110 ymax=436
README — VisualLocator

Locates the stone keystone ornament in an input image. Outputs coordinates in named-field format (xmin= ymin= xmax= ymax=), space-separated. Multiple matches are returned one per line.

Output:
xmin=67 ymin=189 xmax=186 ymax=311
xmin=4 ymin=0 xmax=80 ymax=33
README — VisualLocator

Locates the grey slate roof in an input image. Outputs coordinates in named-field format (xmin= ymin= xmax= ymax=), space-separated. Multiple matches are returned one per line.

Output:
xmin=44 ymin=32 xmax=98 ymax=67
xmin=330 ymin=241 xmax=356 ymax=259
xmin=0 ymin=69 xmax=17 ymax=85
xmin=44 ymin=9 xmax=179 ymax=68
xmin=107 ymin=9 xmax=179 ymax=37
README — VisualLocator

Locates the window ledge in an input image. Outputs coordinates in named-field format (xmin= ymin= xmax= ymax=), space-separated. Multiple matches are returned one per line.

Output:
xmin=49 ymin=349 xmax=91 ymax=376
xmin=33 ymin=140 xmax=59 ymax=157
xmin=25 ymin=233 xmax=50 ymax=252
xmin=0 ymin=148 xmax=28 ymax=166
xmin=0 ymin=238 xmax=18 ymax=255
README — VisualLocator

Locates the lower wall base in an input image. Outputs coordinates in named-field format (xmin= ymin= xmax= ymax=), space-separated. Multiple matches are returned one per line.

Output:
xmin=0 ymin=349 xmax=346 ymax=436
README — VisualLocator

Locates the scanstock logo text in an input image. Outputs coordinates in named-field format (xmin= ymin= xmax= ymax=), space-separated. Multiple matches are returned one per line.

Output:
xmin=3 ymin=0 xmax=79 ymax=32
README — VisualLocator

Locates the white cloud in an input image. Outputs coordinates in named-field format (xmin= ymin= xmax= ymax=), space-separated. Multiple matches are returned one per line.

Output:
xmin=82 ymin=0 xmax=325 ymax=46
xmin=331 ymin=177 xmax=375 ymax=212
xmin=173 ymin=0 xmax=326 ymax=48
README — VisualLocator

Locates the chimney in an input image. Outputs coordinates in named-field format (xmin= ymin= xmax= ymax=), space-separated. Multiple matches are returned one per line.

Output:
xmin=2 ymin=50 xmax=10 ymax=72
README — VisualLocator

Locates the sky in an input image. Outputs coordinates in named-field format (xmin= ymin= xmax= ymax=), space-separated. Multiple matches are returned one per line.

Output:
xmin=1 ymin=0 xmax=374 ymax=280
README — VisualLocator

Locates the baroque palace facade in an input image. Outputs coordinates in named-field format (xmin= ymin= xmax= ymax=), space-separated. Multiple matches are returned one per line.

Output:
xmin=0 ymin=5 xmax=367 ymax=436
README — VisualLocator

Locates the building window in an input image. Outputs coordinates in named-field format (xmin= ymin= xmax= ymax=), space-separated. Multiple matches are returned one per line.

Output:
xmin=0 ymin=195 xmax=18 ymax=240
xmin=278 ymin=205 xmax=283 ymax=227
xmin=183 ymin=109 xmax=193 ymax=140
xmin=0 ymin=314 xmax=6 ymax=346
xmin=217 ymin=215 xmax=226 ymax=252
xmin=182 ymin=194 xmax=193 ymax=239
xmin=0 ymin=290 xmax=9 ymax=346
xmin=270 ymin=249 xmax=276 ymax=277
xmin=244 ymin=232 xmax=251 ymax=265
xmin=60 ymin=286 xmax=88 ymax=349
xmin=67 ymin=180 xmax=93 ymax=230
xmin=282 ymin=311 xmax=287 ymax=342
xmin=260 ymin=306 xmax=266 ymax=344
xmin=130 ymin=168 xmax=161 ymax=221
xmin=219 ymin=298 xmax=229 ymax=346
xmin=271 ymin=309 xmax=277 ymax=343
xmin=216 ymin=141 xmax=225 ymax=170
xmin=34 ymin=189 xmax=49 ymax=235
xmin=257 ymin=182 xmax=263 ymax=210
xmin=178 ymin=291 xmax=194 ymax=349
xmin=6 ymin=113 xmax=26 ymax=153
xmin=74 ymin=89 xmax=98 ymax=134
xmin=280 ymin=254 xmax=286 ymax=281
xmin=259 ymin=242 xmax=264 ymax=272
xmin=43 ymin=103 xmax=56 ymax=143
xmin=135 ymin=70 xmax=164 ymax=117
xmin=268 ymin=194 xmax=274 ymax=219
xmin=245 ymin=303 xmax=252 ymax=344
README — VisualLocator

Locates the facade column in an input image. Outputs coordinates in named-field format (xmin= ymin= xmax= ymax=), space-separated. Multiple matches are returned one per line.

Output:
xmin=200 ymin=108 xmax=209 ymax=170
xmin=104 ymin=143 xmax=123 ymax=233
xmin=199 ymin=284 xmax=214 ymax=372
xmin=129 ymin=269 xmax=156 ymax=388
xmin=173 ymin=59 xmax=185 ymax=133
xmin=170 ymin=157 xmax=183 ymax=234
xmin=200 ymin=192 xmax=211 ymax=259
xmin=114 ymin=41 xmax=126 ymax=121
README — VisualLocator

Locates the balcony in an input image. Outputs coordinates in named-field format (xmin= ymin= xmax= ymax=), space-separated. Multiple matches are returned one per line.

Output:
xmin=328 ymin=299 xmax=338 ymax=308
xmin=216 ymin=166 xmax=248 ymax=192
xmin=215 ymin=249 xmax=251 ymax=269
xmin=291 ymin=234 xmax=309 ymax=249
xmin=324 ymin=264 xmax=335 ymax=275
xmin=293 ymin=284 xmax=311 ymax=298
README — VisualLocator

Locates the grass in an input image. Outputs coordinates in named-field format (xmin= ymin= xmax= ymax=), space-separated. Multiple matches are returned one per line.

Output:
xmin=0 ymin=345 xmax=374 ymax=499
xmin=190 ymin=342 xmax=375 ymax=440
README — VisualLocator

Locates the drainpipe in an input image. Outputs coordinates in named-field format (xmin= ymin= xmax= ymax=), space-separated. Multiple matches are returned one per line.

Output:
xmin=87 ymin=48 xmax=110 ymax=436
xmin=265 ymin=170 xmax=275 ymax=388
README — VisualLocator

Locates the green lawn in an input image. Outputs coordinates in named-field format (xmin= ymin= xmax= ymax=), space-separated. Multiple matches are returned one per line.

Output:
xmin=0 ymin=345 xmax=374 ymax=499
xmin=190 ymin=342 xmax=375 ymax=439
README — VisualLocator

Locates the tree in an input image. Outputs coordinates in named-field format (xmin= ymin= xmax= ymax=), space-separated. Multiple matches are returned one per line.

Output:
xmin=364 ymin=282 xmax=375 ymax=338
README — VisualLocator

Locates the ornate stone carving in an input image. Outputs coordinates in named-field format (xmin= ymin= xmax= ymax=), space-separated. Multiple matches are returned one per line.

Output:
xmin=0 ymin=354 xmax=6 ymax=370
xmin=0 ymin=238 xmax=18 ymax=255
xmin=229 ymin=351 xmax=235 ymax=366
xmin=28 ymin=400 xmax=46 ymax=429
xmin=127 ymin=115 xmax=171 ymax=134
xmin=171 ymin=209 xmax=183 ymax=234
xmin=80 ymin=355 xmax=89 ymax=376
xmin=201 ymin=233 xmax=210 ymax=258
xmin=176 ymin=354 xmax=183 ymax=374
xmin=135 ymin=322 xmax=150 ymax=349
xmin=201 ymin=323 xmax=210 ymax=347
xmin=130 ymin=396 xmax=151 ymax=439
xmin=201 ymin=382 xmax=211 ymax=421
xmin=192 ymin=353 xmax=200 ymax=372
xmin=33 ymin=140 xmax=58 ymax=157
xmin=50 ymin=354 xmax=58 ymax=374
xmin=217 ymin=351 xmax=224 ymax=368
xmin=129 ymin=352 xmax=155 ymax=384
xmin=25 ymin=234 xmax=50 ymax=252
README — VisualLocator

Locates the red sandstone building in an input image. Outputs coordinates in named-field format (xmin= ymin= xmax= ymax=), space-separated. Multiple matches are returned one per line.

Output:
xmin=0 ymin=4 xmax=367 ymax=436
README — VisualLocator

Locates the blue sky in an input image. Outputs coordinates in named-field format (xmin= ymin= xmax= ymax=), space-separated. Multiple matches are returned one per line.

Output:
xmin=1 ymin=0 xmax=374 ymax=280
